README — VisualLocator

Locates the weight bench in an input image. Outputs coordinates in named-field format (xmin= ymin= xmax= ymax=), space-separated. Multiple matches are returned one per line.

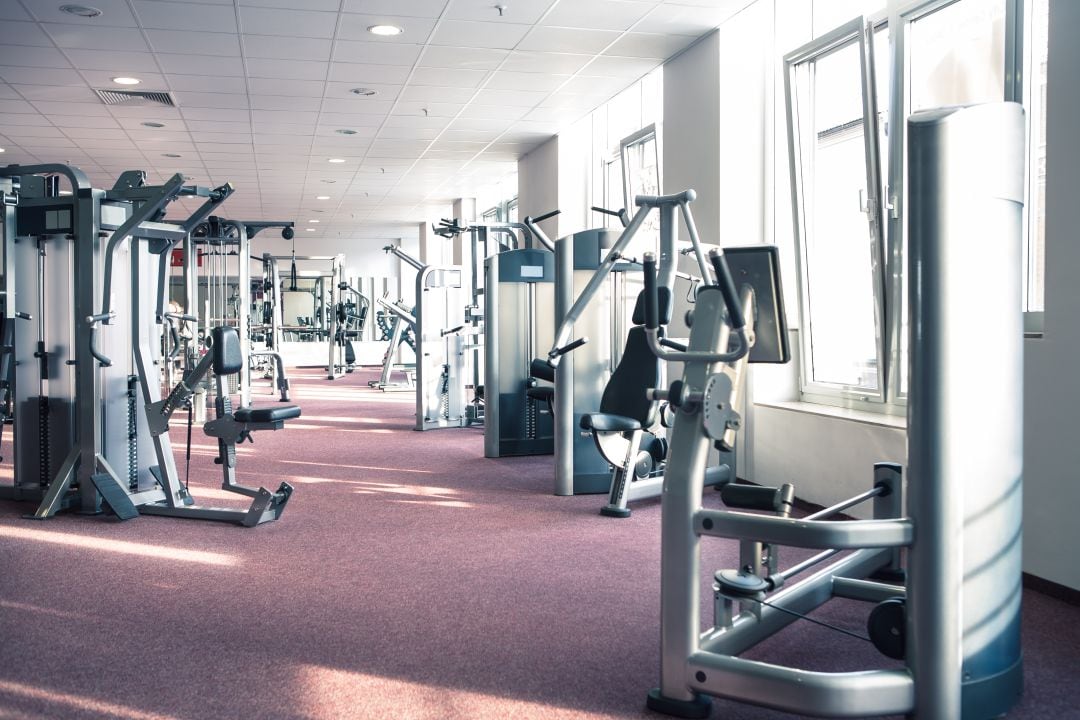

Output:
xmin=202 ymin=326 xmax=300 ymax=524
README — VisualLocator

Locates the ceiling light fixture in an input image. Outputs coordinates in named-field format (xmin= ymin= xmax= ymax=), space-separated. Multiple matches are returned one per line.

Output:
xmin=141 ymin=121 xmax=164 ymax=128
xmin=0 ymin=148 xmax=5 ymax=153
xmin=321 ymin=179 xmax=336 ymax=184
xmin=60 ymin=4 xmax=103 ymax=18
xmin=349 ymin=88 xmax=377 ymax=97
xmin=367 ymin=24 xmax=403 ymax=36
xmin=112 ymin=76 xmax=141 ymax=85
xmin=162 ymin=153 xmax=181 ymax=158
xmin=316 ymin=195 xmax=330 ymax=200
xmin=306 ymin=228 xmax=316 ymax=231
xmin=308 ymin=219 xmax=320 ymax=223
xmin=336 ymin=128 xmax=358 ymax=135
xmin=328 ymin=158 xmax=345 ymax=163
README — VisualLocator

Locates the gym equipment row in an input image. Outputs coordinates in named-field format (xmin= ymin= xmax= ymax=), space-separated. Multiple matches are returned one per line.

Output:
xmin=0 ymin=164 xmax=299 ymax=527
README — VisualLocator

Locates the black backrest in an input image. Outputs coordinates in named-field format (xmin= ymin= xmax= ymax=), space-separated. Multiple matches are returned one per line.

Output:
xmin=530 ymin=357 xmax=555 ymax=383
xmin=212 ymin=326 xmax=244 ymax=376
xmin=632 ymin=286 xmax=673 ymax=325
xmin=598 ymin=326 xmax=660 ymax=427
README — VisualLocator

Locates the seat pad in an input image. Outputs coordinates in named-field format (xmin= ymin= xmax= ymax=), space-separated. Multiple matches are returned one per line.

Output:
xmin=235 ymin=405 xmax=302 ymax=423
xmin=580 ymin=413 xmax=641 ymax=432
xmin=526 ymin=386 xmax=554 ymax=402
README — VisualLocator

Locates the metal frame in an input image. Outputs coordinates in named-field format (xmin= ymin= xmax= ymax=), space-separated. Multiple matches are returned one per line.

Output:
xmin=784 ymin=16 xmax=888 ymax=410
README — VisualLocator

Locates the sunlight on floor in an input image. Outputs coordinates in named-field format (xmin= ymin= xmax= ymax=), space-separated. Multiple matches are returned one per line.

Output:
xmin=389 ymin=499 xmax=476 ymax=509
xmin=295 ymin=415 xmax=385 ymax=424
xmin=0 ymin=680 xmax=181 ymax=720
xmin=295 ymin=664 xmax=624 ymax=720
xmin=0 ymin=599 xmax=89 ymax=621
xmin=0 ymin=525 xmax=238 ymax=567
xmin=280 ymin=460 xmax=433 ymax=475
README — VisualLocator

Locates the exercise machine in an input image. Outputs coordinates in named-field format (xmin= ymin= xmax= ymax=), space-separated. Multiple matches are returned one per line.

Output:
xmin=646 ymin=103 xmax=1024 ymax=719
xmin=370 ymin=295 xmax=416 ymax=391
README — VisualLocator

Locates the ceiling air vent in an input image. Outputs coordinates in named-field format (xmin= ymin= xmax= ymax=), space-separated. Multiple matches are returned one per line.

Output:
xmin=94 ymin=89 xmax=176 ymax=107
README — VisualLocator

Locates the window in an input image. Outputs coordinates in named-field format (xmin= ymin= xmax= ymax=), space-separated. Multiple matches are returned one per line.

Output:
xmin=785 ymin=0 xmax=1045 ymax=411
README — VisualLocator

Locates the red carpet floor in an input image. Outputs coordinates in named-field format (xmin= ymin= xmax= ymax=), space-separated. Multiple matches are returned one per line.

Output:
xmin=0 ymin=369 xmax=1077 ymax=719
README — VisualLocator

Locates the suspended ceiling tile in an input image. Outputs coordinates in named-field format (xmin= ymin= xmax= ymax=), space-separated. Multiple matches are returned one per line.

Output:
xmin=0 ymin=44 xmax=72 ymax=68
xmin=516 ymin=26 xmax=620 ymax=54
xmin=0 ymin=66 xmax=84 ymax=86
xmin=42 ymin=22 xmax=149 ymax=51
xmin=172 ymin=91 xmax=250 ymax=110
xmin=541 ymin=0 xmax=655 ymax=32
xmin=418 ymin=45 xmax=508 ymax=70
xmin=243 ymin=34 xmax=332 ymax=61
xmin=327 ymin=61 xmax=412 ymax=85
xmin=0 ymin=21 xmax=58 ymax=46
xmin=239 ymin=6 xmax=339 ymax=39
xmin=247 ymin=57 xmax=329 ymax=81
xmin=132 ymin=1 xmax=238 ymax=33
xmin=637 ymin=3 xmax=734 ymax=35
xmin=429 ymin=20 xmax=530 ymax=50
xmin=409 ymin=66 xmax=489 ymax=89
xmin=485 ymin=70 xmax=570 ymax=92
xmin=166 ymin=74 xmax=247 ymax=94
xmin=155 ymin=53 xmax=246 ymax=77
xmin=333 ymin=40 xmax=423 ymax=66
xmin=586 ymin=54 xmax=661 ymax=77
xmin=145 ymin=29 xmax=242 ymax=57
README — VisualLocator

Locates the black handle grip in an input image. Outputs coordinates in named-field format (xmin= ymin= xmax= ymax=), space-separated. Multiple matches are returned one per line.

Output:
xmin=591 ymin=205 xmax=621 ymax=217
xmin=709 ymin=250 xmax=746 ymax=331
xmin=551 ymin=337 xmax=588 ymax=358
xmin=532 ymin=209 xmax=561 ymax=223
xmin=642 ymin=252 xmax=659 ymax=331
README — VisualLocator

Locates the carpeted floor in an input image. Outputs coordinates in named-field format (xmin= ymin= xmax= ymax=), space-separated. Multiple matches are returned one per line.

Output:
xmin=0 ymin=369 xmax=1077 ymax=719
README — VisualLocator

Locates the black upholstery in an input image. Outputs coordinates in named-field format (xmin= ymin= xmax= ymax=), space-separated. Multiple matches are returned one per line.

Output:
xmin=595 ymin=326 xmax=660 ymax=428
xmin=235 ymin=405 xmax=302 ymax=424
xmin=580 ymin=413 xmax=642 ymax=432
xmin=212 ymin=326 xmax=244 ymax=376
xmin=529 ymin=357 xmax=555 ymax=383
xmin=632 ymin=286 xmax=673 ymax=325
xmin=526 ymin=386 xmax=554 ymax=403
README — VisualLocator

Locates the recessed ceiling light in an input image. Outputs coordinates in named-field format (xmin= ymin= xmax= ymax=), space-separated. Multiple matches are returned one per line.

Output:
xmin=308 ymin=219 xmax=320 ymax=223
xmin=321 ymin=179 xmax=336 ymax=184
xmin=0 ymin=148 xmax=5 ymax=153
xmin=367 ymin=24 xmax=403 ymax=36
xmin=162 ymin=153 xmax=182 ymax=158
xmin=141 ymin=121 xmax=164 ymax=128
xmin=336 ymin=128 xmax=358 ymax=135
xmin=328 ymin=158 xmax=345 ymax=163
xmin=60 ymin=4 xmax=102 ymax=18
xmin=316 ymin=195 xmax=330 ymax=200
xmin=349 ymin=88 xmax=377 ymax=97
xmin=112 ymin=76 xmax=141 ymax=85
xmin=305 ymin=228 xmax=316 ymax=232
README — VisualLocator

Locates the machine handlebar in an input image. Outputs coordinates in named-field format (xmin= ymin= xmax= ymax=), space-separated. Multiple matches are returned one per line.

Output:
xmin=707 ymin=249 xmax=746 ymax=331
xmin=642 ymin=253 xmax=660 ymax=331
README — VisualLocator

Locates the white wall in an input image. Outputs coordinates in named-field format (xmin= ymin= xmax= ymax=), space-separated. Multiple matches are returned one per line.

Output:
xmin=662 ymin=31 xmax=721 ymax=241
xmin=1021 ymin=0 xmax=1080 ymax=590
xmin=517 ymin=137 xmax=560 ymax=241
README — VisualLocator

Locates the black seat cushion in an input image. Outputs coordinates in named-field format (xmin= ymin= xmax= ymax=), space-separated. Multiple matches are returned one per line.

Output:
xmin=526 ymin=386 xmax=554 ymax=402
xmin=581 ymin=412 xmax=642 ymax=432
xmin=234 ymin=405 xmax=302 ymax=423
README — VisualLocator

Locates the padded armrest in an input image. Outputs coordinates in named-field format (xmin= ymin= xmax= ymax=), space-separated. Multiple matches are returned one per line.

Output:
xmin=580 ymin=413 xmax=641 ymax=433
xmin=235 ymin=405 xmax=302 ymax=424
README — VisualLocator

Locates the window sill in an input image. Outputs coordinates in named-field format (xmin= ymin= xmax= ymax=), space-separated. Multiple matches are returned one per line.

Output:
xmin=754 ymin=400 xmax=907 ymax=430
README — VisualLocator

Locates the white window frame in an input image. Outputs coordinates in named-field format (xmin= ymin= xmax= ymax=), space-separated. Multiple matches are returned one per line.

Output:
xmin=786 ymin=0 xmax=1041 ymax=412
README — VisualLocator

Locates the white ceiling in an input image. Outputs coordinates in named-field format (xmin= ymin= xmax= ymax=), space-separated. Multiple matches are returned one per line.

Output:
xmin=0 ymin=0 xmax=750 ymax=240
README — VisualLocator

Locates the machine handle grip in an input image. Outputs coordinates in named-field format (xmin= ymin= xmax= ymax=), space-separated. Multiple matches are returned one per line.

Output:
xmin=164 ymin=312 xmax=197 ymax=322
xmin=86 ymin=312 xmax=114 ymax=324
xmin=440 ymin=324 xmax=465 ymax=337
xmin=531 ymin=209 xmax=560 ymax=223
xmin=708 ymin=249 xmax=746 ymax=331
xmin=549 ymin=337 xmax=588 ymax=361
xmin=13 ymin=312 xmax=31 ymax=320
xmin=643 ymin=252 xmax=660 ymax=331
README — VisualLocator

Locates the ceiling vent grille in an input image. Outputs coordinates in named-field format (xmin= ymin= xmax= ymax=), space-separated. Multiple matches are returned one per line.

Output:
xmin=94 ymin=89 xmax=176 ymax=107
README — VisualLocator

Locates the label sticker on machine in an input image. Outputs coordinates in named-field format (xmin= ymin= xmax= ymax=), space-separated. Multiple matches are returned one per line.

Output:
xmin=520 ymin=265 xmax=544 ymax=279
